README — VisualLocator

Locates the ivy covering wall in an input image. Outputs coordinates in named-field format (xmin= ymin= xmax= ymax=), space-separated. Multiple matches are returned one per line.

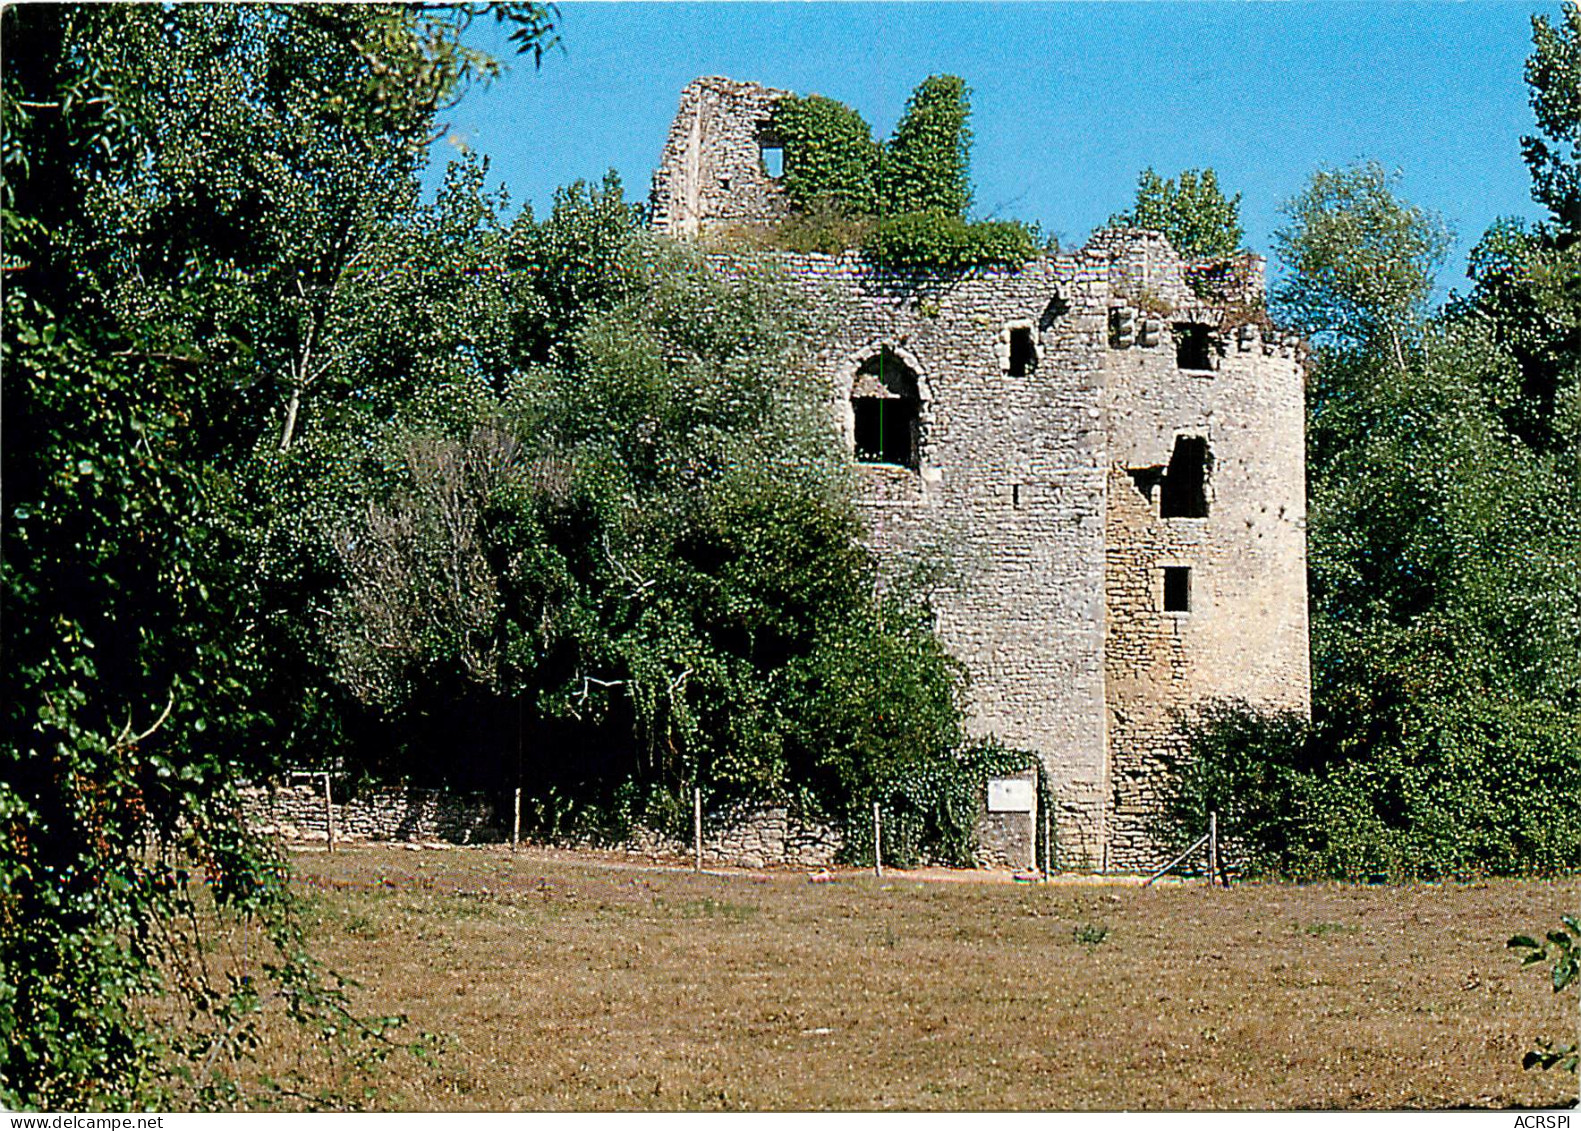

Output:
xmin=767 ymin=75 xmax=1038 ymax=271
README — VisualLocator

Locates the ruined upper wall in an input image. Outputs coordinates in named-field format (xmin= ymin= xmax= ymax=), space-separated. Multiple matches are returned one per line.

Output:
xmin=650 ymin=77 xmax=790 ymax=236
xmin=1082 ymin=228 xmax=1267 ymax=320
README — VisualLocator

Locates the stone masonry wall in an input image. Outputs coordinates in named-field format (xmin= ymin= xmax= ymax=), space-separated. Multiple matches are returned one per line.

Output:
xmin=764 ymin=251 xmax=1114 ymax=866
xmin=241 ymin=783 xmax=500 ymax=844
xmin=1099 ymin=233 xmax=1311 ymax=869
xmin=244 ymin=781 xmax=843 ymax=866
xmin=646 ymin=80 xmax=1310 ymax=870
xmin=621 ymin=806 xmax=843 ymax=869
xmin=764 ymin=240 xmax=1307 ymax=871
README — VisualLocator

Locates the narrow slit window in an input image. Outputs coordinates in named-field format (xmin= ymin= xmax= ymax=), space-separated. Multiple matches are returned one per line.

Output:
xmin=1159 ymin=436 xmax=1209 ymax=518
xmin=1008 ymin=326 xmax=1035 ymax=376
xmin=1163 ymin=566 xmax=1191 ymax=613
xmin=760 ymin=144 xmax=784 ymax=179
xmin=1175 ymin=323 xmax=1213 ymax=370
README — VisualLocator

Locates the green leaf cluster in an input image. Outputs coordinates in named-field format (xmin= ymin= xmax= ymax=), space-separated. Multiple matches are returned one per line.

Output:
xmin=1507 ymin=915 xmax=1580 ymax=1074
xmin=862 ymin=210 xmax=1038 ymax=272
xmin=770 ymin=93 xmax=881 ymax=218
xmin=1275 ymin=162 xmax=1450 ymax=354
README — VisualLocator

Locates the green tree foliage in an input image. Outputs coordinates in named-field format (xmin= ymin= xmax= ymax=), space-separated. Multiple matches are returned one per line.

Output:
xmin=1459 ymin=9 xmax=1581 ymax=456
xmin=878 ymin=74 xmax=973 ymax=218
xmin=1461 ymin=217 xmax=1581 ymax=452
xmin=1 ymin=3 xmax=556 ymax=1108
xmin=1109 ymin=167 xmax=1245 ymax=259
xmin=312 ymin=179 xmax=977 ymax=840
xmin=1275 ymin=162 xmax=1451 ymax=362
xmin=1165 ymin=37 xmax=1581 ymax=880
xmin=508 ymin=172 xmax=648 ymax=370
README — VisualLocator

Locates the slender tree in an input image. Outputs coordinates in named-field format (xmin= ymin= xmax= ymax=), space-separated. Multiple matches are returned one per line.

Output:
xmin=1110 ymin=167 xmax=1245 ymax=259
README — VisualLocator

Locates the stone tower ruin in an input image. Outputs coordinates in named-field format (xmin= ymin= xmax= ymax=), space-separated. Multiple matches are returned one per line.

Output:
xmin=651 ymin=77 xmax=1311 ymax=869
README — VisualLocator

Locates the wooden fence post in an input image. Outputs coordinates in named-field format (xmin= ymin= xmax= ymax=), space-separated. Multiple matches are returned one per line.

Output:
xmin=512 ymin=787 xmax=521 ymax=852
xmin=1208 ymin=811 xmax=1218 ymax=889
xmin=873 ymin=801 xmax=883 ymax=878
xmin=323 ymin=772 xmax=335 ymax=854
xmin=1043 ymin=807 xmax=1052 ymax=880
xmin=693 ymin=787 xmax=703 ymax=873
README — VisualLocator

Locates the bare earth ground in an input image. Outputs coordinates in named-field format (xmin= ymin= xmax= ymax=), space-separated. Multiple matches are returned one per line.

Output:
xmin=266 ymin=844 xmax=1578 ymax=1111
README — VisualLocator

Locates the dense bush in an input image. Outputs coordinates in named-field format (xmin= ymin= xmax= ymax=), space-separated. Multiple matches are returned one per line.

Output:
xmin=1160 ymin=701 xmax=1581 ymax=880
xmin=1507 ymin=915 xmax=1580 ymax=1075
xmin=862 ymin=210 xmax=1038 ymax=272
xmin=1 ymin=4 xmax=558 ymax=1107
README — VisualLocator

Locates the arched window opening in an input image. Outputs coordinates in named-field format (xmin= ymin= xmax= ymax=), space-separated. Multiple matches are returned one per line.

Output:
xmin=852 ymin=348 xmax=921 ymax=469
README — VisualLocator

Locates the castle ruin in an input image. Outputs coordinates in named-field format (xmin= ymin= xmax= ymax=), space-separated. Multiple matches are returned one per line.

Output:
xmin=651 ymin=77 xmax=1311 ymax=869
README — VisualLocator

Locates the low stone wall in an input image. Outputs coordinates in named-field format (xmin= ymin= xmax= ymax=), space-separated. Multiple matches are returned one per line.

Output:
xmin=621 ymin=805 xmax=844 ymax=869
xmin=243 ymin=783 xmax=839 ymax=865
xmin=244 ymin=784 xmax=1052 ymax=873
xmin=241 ymin=782 xmax=501 ymax=845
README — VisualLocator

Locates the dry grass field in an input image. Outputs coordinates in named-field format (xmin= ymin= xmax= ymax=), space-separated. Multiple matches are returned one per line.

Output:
xmin=263 ymin=845 xmax=1578 ymax=1111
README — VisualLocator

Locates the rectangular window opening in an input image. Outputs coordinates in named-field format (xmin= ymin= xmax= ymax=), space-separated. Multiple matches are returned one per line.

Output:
xmin=760 ymin=144 xmax=784 ymax=179
xmin=1163 ymin=566 xmax=1191 ymax=613
xmin=1159 ymin=436 xmax=1209 ymax=518
xmin=1008 ymin=326 xmax=1035 ymax=376
xmin=1175 ymin=323 xmax=1213 ymax=370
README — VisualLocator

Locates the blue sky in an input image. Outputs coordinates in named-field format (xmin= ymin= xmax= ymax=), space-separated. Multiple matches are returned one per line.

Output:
xmin=426 ymin=2 xmax=1560 ymax=291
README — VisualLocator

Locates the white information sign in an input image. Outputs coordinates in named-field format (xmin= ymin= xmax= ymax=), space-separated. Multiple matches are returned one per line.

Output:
xmin=987 ymin=777 xmax=1035 ymax=813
